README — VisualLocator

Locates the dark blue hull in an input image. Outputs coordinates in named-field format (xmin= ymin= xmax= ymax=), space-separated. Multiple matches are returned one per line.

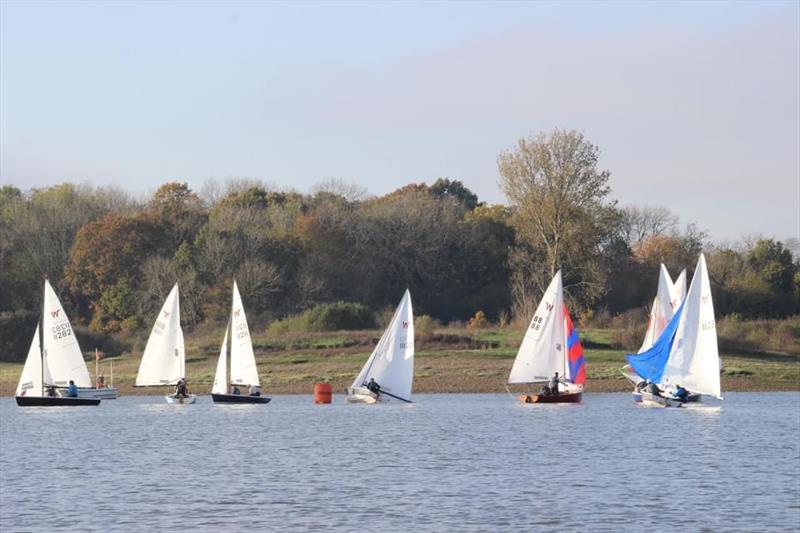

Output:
xmin=212 ymin=393 xmax=271 ymax=404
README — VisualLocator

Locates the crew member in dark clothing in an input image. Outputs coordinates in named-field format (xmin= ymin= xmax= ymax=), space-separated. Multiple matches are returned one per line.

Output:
xmin=366 ymin=377 xmax=381 ymax=399
xmin=175 ymin=378 xmax=188 ymax=399
xmin=644 ymin=381 xmax=663 ymax=397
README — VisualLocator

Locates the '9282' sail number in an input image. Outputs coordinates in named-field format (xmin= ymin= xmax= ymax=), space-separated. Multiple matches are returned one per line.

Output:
xmin=51 ymin=323 xmax=72 ymax=340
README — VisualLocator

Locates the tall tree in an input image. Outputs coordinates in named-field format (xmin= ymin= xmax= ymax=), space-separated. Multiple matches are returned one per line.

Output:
xmin=498 ymin=128 xmax=613 ymax=313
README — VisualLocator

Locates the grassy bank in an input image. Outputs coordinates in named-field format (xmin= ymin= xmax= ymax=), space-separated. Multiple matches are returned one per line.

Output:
xmin=1 ymin=326 xmax=798 ymax=396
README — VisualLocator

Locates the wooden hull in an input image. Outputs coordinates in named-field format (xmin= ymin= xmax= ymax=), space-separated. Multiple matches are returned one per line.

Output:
xmin=16 ymin=396 xmax=101 ymax=407
xmin=212 ymin=393 xmax=271 ymax=404
xmin=518 ymin=391 xmax=583 ymax=404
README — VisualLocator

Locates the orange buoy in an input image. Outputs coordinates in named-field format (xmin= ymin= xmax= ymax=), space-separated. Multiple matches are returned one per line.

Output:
xmin=314 ymin=383 xmax=332 ymax=404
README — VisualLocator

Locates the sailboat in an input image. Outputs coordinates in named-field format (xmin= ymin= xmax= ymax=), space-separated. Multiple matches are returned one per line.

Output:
xmin=508 ymin=271 xmax=586 ymax=403
xmin=135 ymin=283 xmax=196 ymax=404
xmin=620 ymin=264 xmax=679 ymax=386
xmin=15 ymin=279 xmax=101 ymax=406
xmin=347 ymin=290 xmax=414 ymax=404
xmin=625 ymin=254 xmax=722 ymax=408
xmin=211 ymin=281 xmax=270 ymax=404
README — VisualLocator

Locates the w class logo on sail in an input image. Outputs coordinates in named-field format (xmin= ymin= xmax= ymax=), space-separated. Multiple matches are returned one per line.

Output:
xmin=564 ymin=304 xmax=586 ymax=385
xmin=50 ymin=309 xmax=60 ymax=318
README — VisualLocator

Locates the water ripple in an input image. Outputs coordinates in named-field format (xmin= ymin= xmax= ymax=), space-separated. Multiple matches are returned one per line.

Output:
xmin=1 ymin=393 xmax=798 ymax=531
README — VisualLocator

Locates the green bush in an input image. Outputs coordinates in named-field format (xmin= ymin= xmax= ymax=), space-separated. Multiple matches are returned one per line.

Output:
xmin=717 ymin=315 xmax=800 ymax=354
xmin=414 ymin=314 xmax=437 ymax=337
xmin=268 ymin=302 xmax=376 ymax=333
xmin=73 ymin=326 xmax=133 ymax=358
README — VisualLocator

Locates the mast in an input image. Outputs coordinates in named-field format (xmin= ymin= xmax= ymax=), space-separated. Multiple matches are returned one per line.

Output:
xmin=40 ymin=280 xmax=45 ymax=393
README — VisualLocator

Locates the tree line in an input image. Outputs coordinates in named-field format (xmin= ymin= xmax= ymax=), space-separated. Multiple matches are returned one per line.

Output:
xmin=1 ymin=129 xmax=797 ymax=360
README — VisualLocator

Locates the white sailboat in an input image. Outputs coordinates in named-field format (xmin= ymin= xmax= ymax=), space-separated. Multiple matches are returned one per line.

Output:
xmin=626 ymin=254 xmax=722 ymax=407
xmin=15 ymin=279 xmax=101 ymax=406
xmin=211 ymin=281 xmax=270 ymax=404
xmin=638 ymin=264 xmax=678 ymax=353
xmin=507 ymin=270 xmax=586 ymax=403
xmin=620 ymin=264 xmax=678 ymax=385
xmin=135 ymin=283 xmax=196 ymax=404
xmin=347 ymin=290 xmax=414 ymax=404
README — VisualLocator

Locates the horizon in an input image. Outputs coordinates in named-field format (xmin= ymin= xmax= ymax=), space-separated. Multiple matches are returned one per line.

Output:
xmin=1 ymin=0 xmax=798 ymax=243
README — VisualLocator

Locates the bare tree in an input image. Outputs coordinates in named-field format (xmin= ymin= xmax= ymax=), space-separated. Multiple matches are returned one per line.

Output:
xmin=312 ymin=178 xmax=370 ymax=202
xmin=619 ymin=206 xmax=678 ymax=247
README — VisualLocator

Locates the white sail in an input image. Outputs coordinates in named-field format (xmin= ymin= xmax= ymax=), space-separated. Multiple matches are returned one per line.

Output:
xmin=136 ymin=284 xmax=184 ymax=386
xmin=661 ymin=254 xmax=722 ymax=398
xmin=351 ymin=290 xmax=414 ymax=400
xmin=211 ymin=325 xmax=229 ymax=394
xmin=229 ymin=281 xmax=259 ymax=386
xmin=638 ymin=264 xmax=677 ymax=353
xmin=673 ymin=269 xmax=687 ymax=308
xmin=508 ymin=271 xmax=565 ymax=384
xmin=16 ymin=325 xmax=43 ymax=396
xmin=41 ymin=280 xmax=92 ymax=387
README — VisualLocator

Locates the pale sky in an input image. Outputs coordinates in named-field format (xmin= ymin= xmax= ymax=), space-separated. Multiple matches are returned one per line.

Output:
xmin=1 ymin=0 xmax=798 ymax=242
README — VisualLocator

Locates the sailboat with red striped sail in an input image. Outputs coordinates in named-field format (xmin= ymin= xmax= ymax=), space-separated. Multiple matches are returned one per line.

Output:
xmin=507 ymin=271 xmax=586 ymax=403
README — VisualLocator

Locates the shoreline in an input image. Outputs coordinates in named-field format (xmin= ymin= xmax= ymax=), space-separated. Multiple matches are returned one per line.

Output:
xmin=3 ymin=377 xmax=797 ymax=398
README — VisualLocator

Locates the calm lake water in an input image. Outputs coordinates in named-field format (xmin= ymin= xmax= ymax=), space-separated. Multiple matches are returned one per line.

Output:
xmin=1 ymin=393 xmax=798 ymax=532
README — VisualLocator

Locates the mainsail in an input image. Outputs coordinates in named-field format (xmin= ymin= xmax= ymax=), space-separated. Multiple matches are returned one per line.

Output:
xmin=41 ymin=280 xmax=92 ymax=387
xmin=351 ymin=290 xmax=414 ymax=401
xmin=508 ymin=271 xmax=565 ymax=384
xmin=638 ymin=264 xmax=677 ymax=353
xmin=229 ymin=281 xmax=259 ymax=386
xmin=136 ymin=284 xmax=184 ymax=386
xmin=673 ymin=269 xmax=687 ymax=308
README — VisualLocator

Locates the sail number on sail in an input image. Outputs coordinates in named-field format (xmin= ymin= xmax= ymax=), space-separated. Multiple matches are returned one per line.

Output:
xmin=50 ymin=322 xmax=73 ymax=340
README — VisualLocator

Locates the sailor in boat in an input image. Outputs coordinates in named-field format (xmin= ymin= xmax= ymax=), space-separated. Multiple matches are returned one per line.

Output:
xmin=46 ymin=385 xmax=56 ymax=397
xmin=643 ymin=380 xmax=663 ymax=397
xmin=366 ymin=377 xmax=382 ymax=400
xmin=175 ymin=377 xmax=189 ymax=399
xmin=545 ymin=372 xmax=562 ymax=396
xmin=67 ymin=380 xmax=78 ymax=398
xmin=672 ymin=384 xmax=689 ymax=402
xmin=249 ymin=385 xmax=261 ymax=397
xmin=231 ymin=385 xmax=241 ymax=395
xmin=96 ymin=375 xmax=106 ymax=388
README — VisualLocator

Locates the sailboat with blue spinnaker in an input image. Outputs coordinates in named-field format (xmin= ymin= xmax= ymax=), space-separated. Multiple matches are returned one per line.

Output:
xmin=625 ymin=254 xmax=722 ymax=408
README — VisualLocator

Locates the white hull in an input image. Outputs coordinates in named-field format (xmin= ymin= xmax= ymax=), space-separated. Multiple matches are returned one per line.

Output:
xmin=634 ymin=391 xmax=681 ymax=408
xmin=76 ymin=387 xmax=119 ymax=400
xmin=165 ymin=394 xmax=197 ymax=404
xmin=346 ymin=387 xmax=378 ymax=404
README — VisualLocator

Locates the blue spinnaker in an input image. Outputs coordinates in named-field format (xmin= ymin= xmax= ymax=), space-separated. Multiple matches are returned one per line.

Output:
xmin=625 ymin=301 xmax=685 ymax=384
